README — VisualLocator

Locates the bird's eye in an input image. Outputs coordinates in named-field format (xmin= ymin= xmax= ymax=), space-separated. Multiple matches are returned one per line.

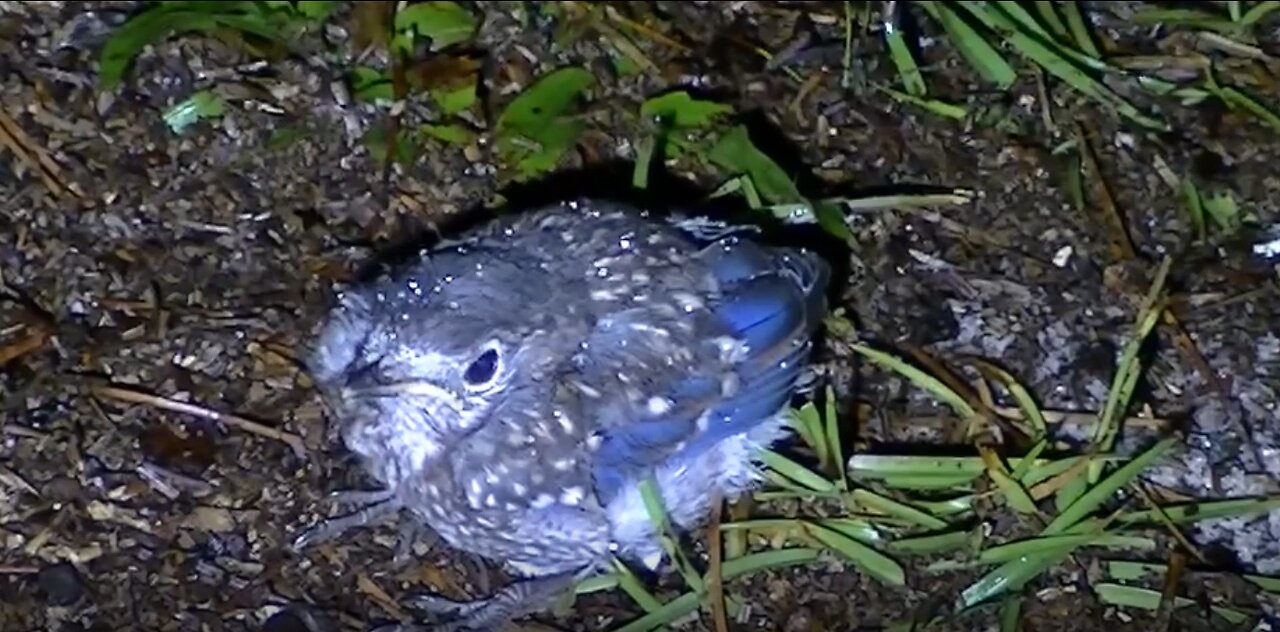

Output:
xmin=463 ymin=347 xmax=500 ymax=388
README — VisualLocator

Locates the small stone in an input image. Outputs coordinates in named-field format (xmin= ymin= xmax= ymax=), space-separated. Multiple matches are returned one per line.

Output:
xmin=38 ymin=562 xmax=84 ymax=606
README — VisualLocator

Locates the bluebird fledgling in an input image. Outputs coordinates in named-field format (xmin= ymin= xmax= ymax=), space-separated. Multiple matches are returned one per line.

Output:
xmin=300 ymin=199 xmax=831 ymax=631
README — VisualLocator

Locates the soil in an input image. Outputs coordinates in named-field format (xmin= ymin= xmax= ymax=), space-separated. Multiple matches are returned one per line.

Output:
xmin=2 ymin=2 xmax=1279 ymax=632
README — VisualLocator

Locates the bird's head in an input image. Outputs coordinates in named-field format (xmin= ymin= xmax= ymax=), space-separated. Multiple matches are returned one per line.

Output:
xmin=307 ymin=243 xmax=559 ymax=486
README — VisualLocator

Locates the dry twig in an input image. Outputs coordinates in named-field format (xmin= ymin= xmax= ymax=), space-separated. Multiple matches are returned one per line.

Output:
xmin=89 ymin=384 xmax=308 ymax=458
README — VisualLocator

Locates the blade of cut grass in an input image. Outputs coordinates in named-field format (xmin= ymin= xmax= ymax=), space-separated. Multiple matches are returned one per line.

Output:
xmin=993 ymin=0 xmax=1055 ymax=41
xmin=880 ymin=87 xmax=968 ymax=119
xmin=1108 ymin=559 xmax=1280 ymax=595
xmin=575 ymin=574 xmax=619 ymax=594
xmin=1204 ymin=72 xmax=1280 ymax=133
xmin=611 ymin=558 xmax=663 ymax=613
xmin=912 ymin=494 xmax=977 ymax=517
xmin=720 ymin=547 xmax=822 ymax=580
xmin=1010 ymin=439 xmax=1048 ymax=483
xmin=883 ymin=16 xmax=927 ymax=96
xmin=788 ymin=402 xmax=828 ymax=469
xmin=957 ymin=1 xmax=1166 ymax=130
xmin=959 ymin=436 xmax=1180 ymax=607
xmin=1058 ymin=1 xmax=1101 ymax=58
xmin=969 ymin=359 xmax=1048 ymax=437
xmin=841 ymin=189 xmax=976 ymax=211
xmin=1049 ymin=436 xmax=1179 ymax=533
xmin=999 ymin=595 xmax=1022 ymax=632
xmin=610 ymin=589 xmax=701 ymax=632
xmin=918 ymin=1 xmax=1016 ymax=89
xmin=761 ymin=450 xmax=838 ymax=493
xmin=804 ymin=521 xmax=906 ymax=585
xmin=1241 ymin=1 xmax=1280 ymax=25
xmin=849 ymin=489 xmax=950 ymax=530
xmin=1032 ymin=1 xmax=1068 ymax=40
xmin=1095 ymin=583 xmax=1252 ymax=625
xmin=1093 ymin=256 xmax=1171 ymax=451
xmin=887 ymin=528 xmax=974 ymax=554
xmin=821 ymin=386 xmax=847 ymax=488
xmin=638 ymin=479 xmax=704 ymax=592
xmin=979 ymin=446 xmax=1039 ymax=514
xmin=877 ymin=473 xmax=980 ymax=490
xmin=852 ymin=343 xmax=976 ymax=419
xmin=929 ymin=533 xmax=1155 ymax=571
xmin=1114 ymin=496 xmax=1280 ymax=526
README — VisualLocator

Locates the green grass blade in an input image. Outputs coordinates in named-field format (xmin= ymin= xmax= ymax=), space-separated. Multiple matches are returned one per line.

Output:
xmin=883 ymin=19 xmax=927 ymax=95
xmin=957 ymin=1 xmax=1166 ymax=130
xmin=822 ymin=386 xmax=847 ymax=488
xmin=804 ymin=521 xmax=906 ymax=585
xmin=1059 ymin=1 xmax=1101 ymax=58
xmin=850 ymin=489 xmax=950 ymax=530
xmin=919 ymin=1 xmax=1017 ymax=89
xmin=610 ymin=589 xmax=701 ymax=632
xmin=887 ymin=528 xmax=974 ymax=554
xmin=851 ymin=343 xmax=976 ymax=419
xmin=1047 ymin=436 xmax=1180 ymax=534
xmin=761 ymin=450 xmax=838 ymax=493
xmin=720 ymin=548 xmax=822 ymax=580
xmin=1114 ymin=496 xmax=1280 ymax=526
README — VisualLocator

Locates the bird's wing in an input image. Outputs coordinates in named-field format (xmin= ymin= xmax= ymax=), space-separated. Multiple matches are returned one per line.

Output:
xmin=578 ymin=236 xmax=831 ymax=504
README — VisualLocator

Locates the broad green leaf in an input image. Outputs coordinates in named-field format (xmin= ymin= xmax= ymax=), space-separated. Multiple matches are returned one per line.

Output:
xmin=420 ymin=123 xmax=474 ymax=146
xmin=351 ymin=66 xmax=393 ymax=102
xmin=495 ymin=66 xmax=595 ymax=180
xmin=708 ymin=125 xmax=804 ymax=205
xmin=640 ymin=91 xmax=732 ymax=129
xmin=432 ymin=83 xmax=477 ymax=116
xmin=394 ymin=0 xmax=477 ymax=52
xmin=99 ymin=3 xmax=275 ymax=89
xmin=296 ymin=0 xmax=339 ymax=20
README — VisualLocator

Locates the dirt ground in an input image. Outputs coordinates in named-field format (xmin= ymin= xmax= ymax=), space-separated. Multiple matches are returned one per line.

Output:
xmin=2 ymin=2 xmax=1280 ymax=631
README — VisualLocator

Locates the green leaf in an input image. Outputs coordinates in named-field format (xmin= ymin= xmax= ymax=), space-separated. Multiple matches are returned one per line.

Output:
xmin=1201 ymin=190 xmax=1242 ymax=232
xmin=706 ymin=126 xmax=855 ymax=241
xmin=351 ymin=66 xmax=394 ymax=102
xmin=296 ymin=0 xmax=339 ymax=20
xmin=432 ymin=83 xmax=477 ymax=116
xmin=640 ymin=91 xmax=732 ymax=129
xmin=362 ymin=127 xmax=419 ymax=166
xmin=393 ymin=0 xmax=477 ymax=52
xmin=163 ymin=89 xmax=226 ymax=133
xmin=495 ymin=66 xmax=595 ymax=180
xmin=99 ymin=3 xmax=276 ymax=89
xmin=708 ymin=125 xmax=803 ymax=205
xmin=419 ymin=123 xmax=474 ymax=146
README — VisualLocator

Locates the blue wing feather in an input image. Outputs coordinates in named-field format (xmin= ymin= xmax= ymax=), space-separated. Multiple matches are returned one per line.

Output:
xmin=591 ymin=237 xmax=829 ymax=503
